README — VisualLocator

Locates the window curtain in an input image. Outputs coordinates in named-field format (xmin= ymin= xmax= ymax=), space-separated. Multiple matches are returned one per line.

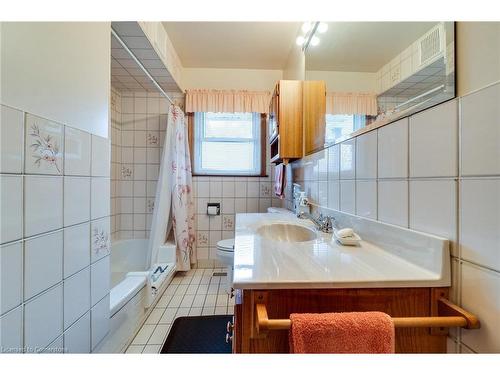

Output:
xmin=326 ymin=92 xmax=378 ymax=116
xmin=185 ymin=89 xmax=271 ymax=114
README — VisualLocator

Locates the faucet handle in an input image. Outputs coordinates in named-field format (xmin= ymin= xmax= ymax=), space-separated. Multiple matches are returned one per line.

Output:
xmin=322 ymin=215 xmax=334 ymax=233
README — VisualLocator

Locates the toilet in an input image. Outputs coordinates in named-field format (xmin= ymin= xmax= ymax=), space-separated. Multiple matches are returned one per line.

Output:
xmin=216 ymin=238 xmax=235 ymax=294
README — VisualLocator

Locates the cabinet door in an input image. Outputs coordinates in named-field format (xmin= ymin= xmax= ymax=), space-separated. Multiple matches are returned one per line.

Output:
xmin=303 ymin=80 xmax=326 ymax=155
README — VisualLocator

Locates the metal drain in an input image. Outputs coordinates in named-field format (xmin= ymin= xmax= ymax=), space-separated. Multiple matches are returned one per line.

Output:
xmin=213 ymin=272 xmax=227 ymax=277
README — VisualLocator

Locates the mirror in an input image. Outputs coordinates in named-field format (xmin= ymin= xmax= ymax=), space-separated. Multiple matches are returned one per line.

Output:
xmin=303 ymin=22 xmax=455 ymax=154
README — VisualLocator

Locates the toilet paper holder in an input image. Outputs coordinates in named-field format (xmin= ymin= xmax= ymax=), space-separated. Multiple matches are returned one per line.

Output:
xmin=207 ymin=203 xmax=220 ymax=216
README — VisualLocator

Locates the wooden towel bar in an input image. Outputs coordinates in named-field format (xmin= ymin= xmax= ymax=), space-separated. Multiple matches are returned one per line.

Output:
xmin=255 ymin=298 xmax=480 ymax=334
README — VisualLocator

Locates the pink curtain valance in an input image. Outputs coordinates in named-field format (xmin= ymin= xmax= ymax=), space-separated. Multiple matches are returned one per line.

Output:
xmin=185 ymin=89 xmax=271 ymax=114
xmin=326 ymin=92 xmax=378 ymax=116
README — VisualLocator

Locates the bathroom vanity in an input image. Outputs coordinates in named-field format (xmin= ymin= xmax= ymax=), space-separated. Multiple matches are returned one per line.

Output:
xmin=231 ymin=211 xmax=454 ymax=353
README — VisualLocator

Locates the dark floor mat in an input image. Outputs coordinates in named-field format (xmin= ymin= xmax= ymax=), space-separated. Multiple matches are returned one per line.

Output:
xmin=160 ymin=315 xmax=233 ymax=353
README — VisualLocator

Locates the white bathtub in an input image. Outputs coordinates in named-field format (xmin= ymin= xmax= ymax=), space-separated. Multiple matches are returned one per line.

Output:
xmin=96 ymin=238 xmax=176 ymax=352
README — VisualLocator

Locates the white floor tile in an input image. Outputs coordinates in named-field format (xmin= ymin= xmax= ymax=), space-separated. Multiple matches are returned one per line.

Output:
xmin=174 ymin=284 xmax=189 ymax=295
xmin=126 ymin=345 xmax=145 ymax=353
xmin=216 ymin=294 xmax=228 ymax=307
xmin=175 ymin=308 xmax=190 ymax=318
xmin=164 ymin=284 xmax=178 ymax=295
xmin=131 ymin=324 xmax=155 ymax=345
xmin=215 ymin=306 xmax=227 ymax=315
xmin=145 ymin=308 xmax=165 ymax=325
xmin=142 ymin=345 xmax=161 ymax=354
xmin=197 ymin=284 xmax=209 ymax=294
xmin=186 ymin=284 xmax=199 ymax=294
xmin=180 ymin=294 xmax=195 ymax=308
xmin=207 ymin=283 xmax=219 ymax=294
xmin=189 ymin=307 xmax=202 ymax=316
xmin=147 ymin=324 xmax=170 ymax=345
xmin=155 ymin=294 xmax=173 ymax=308
xmin=167 ymin=294 xmax=183 ymax=308
xmin=202 ymin=306 xmax=215 ymax=315
xmin=192 ymin=294 xmax=207 ymax=308
xmin=204 ymin=294 xmax=217 ymax=307
xmin=159 ymin=308 xmax=177 ymax=324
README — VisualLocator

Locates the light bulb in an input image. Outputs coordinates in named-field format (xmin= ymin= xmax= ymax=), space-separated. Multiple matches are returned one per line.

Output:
xmin=296 ymin=36 xmax=305 ymax=46
xmin=301 ymin=22 xmax=312 ymax=34
xmin=317 ymin=22 xmax=328 ymax=33
xmin=310 ymin=36 xmax=320 ymax=46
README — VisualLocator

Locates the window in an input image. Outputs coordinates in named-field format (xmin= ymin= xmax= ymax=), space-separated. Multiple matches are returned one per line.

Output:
xmin=193 ymin=112 xmax=263 ymax=176
xmin=325 ymin=114 xmax=366 ymax=144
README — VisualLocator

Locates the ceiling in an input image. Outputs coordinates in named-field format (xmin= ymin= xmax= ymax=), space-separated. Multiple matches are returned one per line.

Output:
xmin=305 ymin=22 xmax=438 ymax=72
xmin=162 ymin=22 xmax=301 ymax=69
xmin=111 ymin=22 xmax=181 ymax=93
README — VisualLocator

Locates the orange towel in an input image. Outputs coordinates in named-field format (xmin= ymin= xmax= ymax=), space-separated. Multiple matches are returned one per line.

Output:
xmin=289 ymin=312 xmax=395 ymax=354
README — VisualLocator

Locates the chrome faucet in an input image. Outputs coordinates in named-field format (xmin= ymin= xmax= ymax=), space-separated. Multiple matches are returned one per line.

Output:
xmin=298 ymin=211 xmax=335 ymax=233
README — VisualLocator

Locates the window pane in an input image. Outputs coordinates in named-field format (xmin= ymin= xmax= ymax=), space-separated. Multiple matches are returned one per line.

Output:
xmin=201 ymin=142 xmax=255 ymax=173
xmin=204 ymin=112 xmax=254 ymax=139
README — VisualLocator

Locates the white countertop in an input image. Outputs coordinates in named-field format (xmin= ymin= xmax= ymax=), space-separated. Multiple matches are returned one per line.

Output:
xmin=232 ymin=211 xmax=450 ymax=290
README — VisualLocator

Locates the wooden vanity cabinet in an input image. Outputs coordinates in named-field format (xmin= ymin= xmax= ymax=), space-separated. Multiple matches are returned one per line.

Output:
xmin=269 ymin=80 xmax=303 ymax=164
xmin=233 ymin=287 xmax=450 ymax=354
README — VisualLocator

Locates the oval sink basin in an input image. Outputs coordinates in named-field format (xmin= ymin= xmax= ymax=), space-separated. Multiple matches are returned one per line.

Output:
xmin=256 ymin=223 xmax=316 ymax=243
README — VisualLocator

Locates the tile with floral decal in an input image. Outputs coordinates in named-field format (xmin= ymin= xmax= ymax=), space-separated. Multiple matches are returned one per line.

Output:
xmin=25 ymin=114 xmax=63 ymax=174
xmin=91 ymin=217 xmax=110 ymax=263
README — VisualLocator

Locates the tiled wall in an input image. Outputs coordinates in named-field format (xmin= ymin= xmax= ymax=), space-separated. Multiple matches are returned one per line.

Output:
xmin=193 ymin=173 xmax=283 ymax=267
xmin=110 ymin=89 xmax=171 ymax=240
xmin=0 ymin=104 xmax=111 ymax=353
xmin=286 ymin=81 xmax=500 ymax=353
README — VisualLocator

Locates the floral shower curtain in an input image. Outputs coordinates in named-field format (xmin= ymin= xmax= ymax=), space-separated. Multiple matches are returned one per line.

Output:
xmin=169 ymin=105 xmax=196 ymax=270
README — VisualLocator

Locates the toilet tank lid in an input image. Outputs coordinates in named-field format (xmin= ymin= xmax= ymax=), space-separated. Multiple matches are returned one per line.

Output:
xmin=217 ymin=239 xmax=234 ymax=251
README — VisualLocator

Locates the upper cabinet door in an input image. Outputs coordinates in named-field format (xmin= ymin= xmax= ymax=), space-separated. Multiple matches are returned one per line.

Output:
xmin=303 ymin=81 xmax=326 ymax=155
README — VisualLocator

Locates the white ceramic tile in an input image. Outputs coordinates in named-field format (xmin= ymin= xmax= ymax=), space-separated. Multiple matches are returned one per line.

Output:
xmin=355 ymin=131 xmax=377 ymax=179
xmin=91 ymin=217 xmax=110 ymax=263
xmin=64 ymin=267 xmax=91 ymax=329
xmin=356 ymin=180 xmax=377 ymax=219
xmin=0 ymin=305 xmax=23 ymax=353
xmin=377 ymin=118 xmax=408 ymax=178
xmin=91 ymin=177 xmax=110 ymax=219
xmin=377 ymin=180 xmax=408 ymax=227
xmin=340 ymin=139 xmax=356 ymax=179
xmin=64 ymin=222 xmax=90 ymax=278
xmin=409 ymin=99 xmax=458 ymax=177
xmin=91 ymin=256 xmax=110 ymax=306
xmin=461 ymin=83 xmax=500 ymax=176
xmin=0 ymin=175 xmax=23 ymax=243
xmin=318 ymin=181 xmax=328 ymax=207
xmin=327 ymin=144 xmax=340 ymax=180
xmin=0 ymin=241 xmax=23 ymax=315
xmin=0 ymin=105 xmax=24 ymax=173
xmin=327 ymin=180 xmax=340 ymax=210
xmin=91 ymin=294 xmax=110 ymax=350
xmin=63 ymin=312 xmax=90 ymax=353
xmin=64 ymin=176 xmax=90 ymax=226
xmin=339 ymin=180 xmax=355 ymax=214
xmin=24 ymin=284 xmax=63 ymax=350
xmin=91 ymin=135 xmax=110 ymax=177
xmin=24 ymin=230 xmax=63 ymax=300
xmin=64 ymin=126 xmax=91 ymax=176
xmin=24 ymin=114 xmax=63 ymax=175
xmin=24 ymin=175 xmax=63 ymax=237
xmin=460 ymin=178 xmax=500 ymax=271
xmin=210 ymin=181 xmax=222 ymax=197
xmin=148 ymin=324 xmax=170 ymax=345
xmin=461 ymin=262 xmax=500 ymax=353
xmin=409 ymin=179 xmax=456 ymax=242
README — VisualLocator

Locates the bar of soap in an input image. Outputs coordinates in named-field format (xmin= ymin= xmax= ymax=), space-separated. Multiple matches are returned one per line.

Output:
xmin=336 ymin=228 xmax=354 ymax=238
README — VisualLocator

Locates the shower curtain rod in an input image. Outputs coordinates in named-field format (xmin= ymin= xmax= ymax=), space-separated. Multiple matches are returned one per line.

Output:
xmin=111 ymin=28 xmax=175 ymax=106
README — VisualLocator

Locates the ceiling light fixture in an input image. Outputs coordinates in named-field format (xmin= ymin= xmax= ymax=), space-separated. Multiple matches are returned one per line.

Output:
xmin=297 ymin=21 xmax=327 ymax=51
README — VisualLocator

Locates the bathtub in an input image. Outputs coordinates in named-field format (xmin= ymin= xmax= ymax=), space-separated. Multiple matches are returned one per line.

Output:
xmin=96 ymin=238 xmax=176 ymax=352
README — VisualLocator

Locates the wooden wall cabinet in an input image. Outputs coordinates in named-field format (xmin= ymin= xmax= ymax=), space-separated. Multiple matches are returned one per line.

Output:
xmin=269 ymin=80 xmax=303 ymax=164
xmin=303 ymin=80 xmax=326 ymax=155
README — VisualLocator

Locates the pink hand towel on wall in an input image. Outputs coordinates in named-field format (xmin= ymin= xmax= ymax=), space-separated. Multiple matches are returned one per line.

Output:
xmin=289 ymin=311 xmax=395 ymax=354
xmin=274 ymin=163 xmax=285 ymax=198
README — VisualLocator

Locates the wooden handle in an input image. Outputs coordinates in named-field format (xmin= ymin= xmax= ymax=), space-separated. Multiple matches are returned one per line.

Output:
xmin=255 ymin=298 xmax=480 ymax=333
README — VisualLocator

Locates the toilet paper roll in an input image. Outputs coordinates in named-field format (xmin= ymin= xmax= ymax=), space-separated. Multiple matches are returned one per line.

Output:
xmin=207 ymin=206 xmax=218 ymax=215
